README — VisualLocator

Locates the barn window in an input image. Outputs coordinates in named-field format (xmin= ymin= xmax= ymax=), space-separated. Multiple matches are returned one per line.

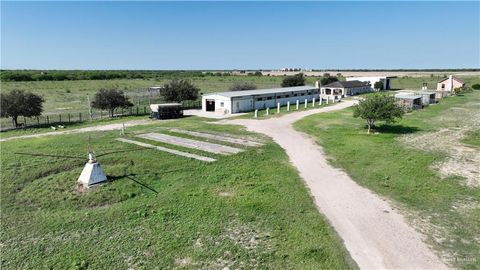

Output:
xmin=285 ymin=95 xmax=290 ymax=98
xmin=266 ymin=97 xmax=273 ymax=100
xmin=256 ymin=98 xmax=262 ymax=101
xmin=220 ymin=102 xmax=224 ymax=107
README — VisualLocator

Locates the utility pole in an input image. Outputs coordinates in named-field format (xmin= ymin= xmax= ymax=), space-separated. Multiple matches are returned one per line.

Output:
xmin=87 ymin=94 xmax=93 ymax=121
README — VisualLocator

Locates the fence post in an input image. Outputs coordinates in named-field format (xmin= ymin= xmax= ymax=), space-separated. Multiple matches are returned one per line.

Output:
xmin=144 ymin=106 xmax=146 ymax=114
xmin=136 ymin=107 xmax=139 ymax=116
xmin=59 ymin=114 xmax=62 ymax=123
xmin=46 ymin=116 xmax=49 ymax=124
xmin=23 ymin=117 xmax=27 ymax=128
xmin=79 ymin=113 xmax=82 ymax=122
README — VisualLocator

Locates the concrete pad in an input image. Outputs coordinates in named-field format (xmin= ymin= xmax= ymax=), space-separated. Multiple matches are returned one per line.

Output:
xmin=116 ymin=138 xmax=216 ymax=162
xmin=137 ymin=133 xmax=243 ymax=155
xmin=169 ymin=129 xmax=263 ymax=147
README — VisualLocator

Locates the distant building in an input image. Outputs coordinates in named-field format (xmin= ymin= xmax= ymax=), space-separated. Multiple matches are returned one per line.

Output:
xmin=346 ymin=76 xmax=395 ymax=90
xmin=202 ymin=86 xmax=319 ymax=114
xmin=437 ymin=75 xmax=465 ymax=92
xmin=320 ymin=80 xmax=371 ymax=98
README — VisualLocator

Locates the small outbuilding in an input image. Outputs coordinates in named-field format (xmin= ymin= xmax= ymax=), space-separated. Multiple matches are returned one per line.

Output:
xmin=320 ymin=80 xmax=371 ymax=98
xmin=418 ymin=91 xmax=437 ymax=105
xmin=395 ymin=94 xmax=423 ymax=110
xmin=437 ymin=75 xmax=465 ymax=92
xmin=150 ymin=103 xmax=183 ymax=119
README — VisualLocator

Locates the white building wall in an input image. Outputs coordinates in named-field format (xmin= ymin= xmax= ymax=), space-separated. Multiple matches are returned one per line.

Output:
xmin=202 ymin=88 xmax=320 ymax=114
xmin=346 ymin=76 xmax=388 ymax=90
xmin=231 ymin=96 xmax=254 ymax=113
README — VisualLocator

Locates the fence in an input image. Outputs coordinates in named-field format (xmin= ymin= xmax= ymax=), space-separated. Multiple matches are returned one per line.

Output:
xmin=0 ymin=100 xmax=201 ymax=132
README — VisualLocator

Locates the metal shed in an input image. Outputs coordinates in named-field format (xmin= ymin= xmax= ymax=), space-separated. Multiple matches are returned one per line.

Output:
xmin=395 ymin=94 xmax=423 ymax=110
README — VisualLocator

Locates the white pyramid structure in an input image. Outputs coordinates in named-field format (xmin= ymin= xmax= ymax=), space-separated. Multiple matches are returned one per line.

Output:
xmin=78 ymin=153 xmax=107 ymax=187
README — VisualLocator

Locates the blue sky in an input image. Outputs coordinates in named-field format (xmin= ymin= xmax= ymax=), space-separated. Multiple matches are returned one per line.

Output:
xmin=1 ymin=1 xmax=479 ymax=69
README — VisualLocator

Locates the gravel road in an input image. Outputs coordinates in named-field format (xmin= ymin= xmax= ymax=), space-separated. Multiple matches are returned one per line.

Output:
xmin=227 ymin=100 xmax=448 ymax=269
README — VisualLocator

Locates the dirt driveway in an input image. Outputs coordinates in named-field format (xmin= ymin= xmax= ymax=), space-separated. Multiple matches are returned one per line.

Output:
xmin=227 ymin=101 xmax=448 ymax=269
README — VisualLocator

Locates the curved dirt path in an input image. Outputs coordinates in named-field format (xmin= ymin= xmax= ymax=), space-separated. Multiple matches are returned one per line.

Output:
xmin=227 ymin=101 xmax=448 ymax=269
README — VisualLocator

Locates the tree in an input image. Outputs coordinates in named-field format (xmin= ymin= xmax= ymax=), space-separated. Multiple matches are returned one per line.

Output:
xmin=0 ymin=90 xmax=45 ymax=127
xmin=352 ymin=93 xmax=404 ymax=134
xmin=254 ymin=71 xmax=262 ymax=76
xmin=281 ymin=73 xmax=305 ymax=87
xmin=374 ymin=81 xmax=384 ymax=90
xmin=92 ymin=89 xmax=133 ymax=117
xmin=162 ymin=79 xmax=200 ymax=102
xmin=320 ymin=76 xmax=339 ymax=86
xmin=229 ymin=81 xmax=257 ymax=91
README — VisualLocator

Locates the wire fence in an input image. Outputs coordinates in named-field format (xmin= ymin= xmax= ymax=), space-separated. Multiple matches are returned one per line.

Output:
xmin=0 ymin=100 xmax=201 ymax=132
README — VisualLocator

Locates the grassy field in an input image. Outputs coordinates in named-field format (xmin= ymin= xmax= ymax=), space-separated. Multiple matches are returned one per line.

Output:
xmin=2 ymin=75 xmax=479 ymax=117
xmin=294 ymin=91 xmax=480 ymax=269
xmin=0 ymin=117 xmax=356 ymax=269
xmin=0 ymin=76 xmax=315 ymax=115
xmin=390 ymin=75 xmax=480 ymax=90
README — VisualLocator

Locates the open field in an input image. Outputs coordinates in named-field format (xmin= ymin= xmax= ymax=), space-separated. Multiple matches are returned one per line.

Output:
xmin=2 ymin=75 xmax=478 ymax=118
xmin=294 ymin=90 xmax=480 ymax=269
xmin=0 ymin=76 xmax=305 ymax=115
xmin=0 ymin=117 xmax=356 ymax=269
xmin=262 ymin=70 xmax=480 ymax=77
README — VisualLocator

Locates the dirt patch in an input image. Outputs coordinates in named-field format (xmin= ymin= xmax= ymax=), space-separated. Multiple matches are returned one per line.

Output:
xmin=174 ymin=257 xmax=193 ymax=268
xmin=218 ymin=191 xmax=234 ymax=197
xmin=398 ymin=125 xmax=480 ymax=187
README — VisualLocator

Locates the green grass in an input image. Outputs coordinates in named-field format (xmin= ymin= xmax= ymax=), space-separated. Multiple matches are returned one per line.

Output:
xmin=0 ymin=115 xmax=150 ymax=139
xmin=1 ymin=117 xmax=356 ymax=269
xmin=294 ymin=91 xmax=480 ymax=269
xmin=462 ymin=130 xmax=480 ymax=148
xmin=390 ymin=75 xmax=480 ymax=90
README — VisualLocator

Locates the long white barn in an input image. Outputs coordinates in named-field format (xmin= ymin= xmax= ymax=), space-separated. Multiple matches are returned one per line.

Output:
xmin=202 ymin=86 xmax=319 ymax=114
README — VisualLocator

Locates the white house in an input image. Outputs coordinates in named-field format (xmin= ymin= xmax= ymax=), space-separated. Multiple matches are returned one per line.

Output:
xmin=320 ymin=80 xmax=371 ymax=98
xmin=346 ymin=76 xmax=395 ymax=90
xmin=202 ymin=86 xmax=319 ymax=114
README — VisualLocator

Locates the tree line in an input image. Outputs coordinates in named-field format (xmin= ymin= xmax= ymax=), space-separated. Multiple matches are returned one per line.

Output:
xmin=0 ymin=70 xmax=209 ymax=82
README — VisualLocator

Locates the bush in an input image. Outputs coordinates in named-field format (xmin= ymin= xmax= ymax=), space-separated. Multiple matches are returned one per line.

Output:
xmin=92 ymin=89 xmax=133 ymax=117
xmin=281 ymin=73 xmax=305 ymax=87
xmin=374 ymin=81 xmax=384 ymax=90
xmin=162 ymin=79 xmax=200 ymax=102
xmin=320 ymin=76 xmax=339 ymax=86
xmin=230 ymin=81 xmax=257 ymax=91
xmin=472 ymin=84 xmax=480 ymax=90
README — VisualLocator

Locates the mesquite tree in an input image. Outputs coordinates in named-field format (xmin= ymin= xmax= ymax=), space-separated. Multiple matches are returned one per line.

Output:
xmin=0 ymin=90 xmax=45 ymax=127
xmin=352 ymin=93 xmax=404 ymax=134
xmin=92 ymin=89 xmax=133 ymax=117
